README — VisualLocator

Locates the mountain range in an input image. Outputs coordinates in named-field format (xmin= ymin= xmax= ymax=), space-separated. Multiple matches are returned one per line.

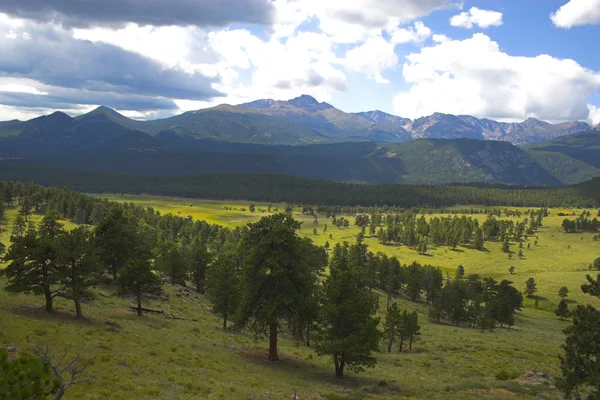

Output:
xmin=0 ymin=95 xmax=599 ymax=187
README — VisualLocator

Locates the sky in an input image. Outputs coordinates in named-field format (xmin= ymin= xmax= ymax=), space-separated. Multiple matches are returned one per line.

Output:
xmin=0 ymin=0 xmax=599 ymax=125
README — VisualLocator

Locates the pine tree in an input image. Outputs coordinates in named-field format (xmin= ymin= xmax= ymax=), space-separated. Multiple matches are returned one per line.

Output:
xmin=236 ymin=214 xmax=319 ymax=362
xmin=558 ymin=286 xmax=569 ymax=299
xmin=407 ymin=311 xmax=420 ymax=350
xmin=94 ymin=207 xmax=140 ymax=280
xmin=555 ymin=299 xmax=571 ymax=321
xmin=118 ymin=258 xmax=162 ymax=316
xmin=0 ymin=349 xmax=59 ymax=399
xmin=206 ymin=243 xmax=240 ymax=329
xmin=316 ymin=243 xmax=381 ymax=378
xmin=56 ymin=227 xmax=102 ymax=319
xmin=155 ymin=241 xmax=187 ymax=286
xmin=508 ymin=266 xmax=515 ymax=275
xmin=383 ymin=303 xmax=402 ymax=353
xmin=558 ymin=272 xmax=600 ymax=398
xmin=524 ymin=277 xmax=537 ymax=298
xmin=473 ymin=228 xmax=484 ymax=250
xmin=186 ymin=240 xmax=212 ymax=294
xmin=4 ymin=211 xmax=64 ymax=312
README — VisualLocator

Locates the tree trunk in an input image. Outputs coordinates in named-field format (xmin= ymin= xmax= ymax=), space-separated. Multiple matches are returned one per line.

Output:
xmin=306 ymin=323 xmax=311 ymax=347
xmin=334 ymin=355 xmax=345 ymax=378
xmin=54 ymin=386 xmax=66 ymax=400
xmin=112 ymin=264 xmax=118 ymax=281
xmin=268 ymin=320 xmax=279 ymax=361
xmin=387 ymin=339 xmax=392 ymax=353
xmin=399 ymin=338 xmax=404 ymax=352
xmin=223 ymin=313 xmax=228 ymax=330
xmin=74 ymin=298 xmax=83 ymax=320
xmin=136 ymin=291 xmax=142 ymax=316
xmin=409 ymin=337 xmax=413 ymax=350
xmin=44 ymin=286 xmax=53 ymax=313
xmin=386 ymin=293 xmax=391 ymax=310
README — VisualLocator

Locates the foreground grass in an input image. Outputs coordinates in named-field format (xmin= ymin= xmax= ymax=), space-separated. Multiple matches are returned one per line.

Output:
xmin=0 ymin=278 xmax=564 ymax=400
xmin=2 ymin=197 xmax=596 ymax=398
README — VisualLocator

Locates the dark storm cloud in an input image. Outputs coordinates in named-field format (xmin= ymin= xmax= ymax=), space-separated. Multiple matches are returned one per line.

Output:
xmin=0 ymin=90 xmax=178 ymax=111
xmin=0 ymin=24 xmax=224 ymax=102
xmin=0 ymin=0 xmax=275 ymax=28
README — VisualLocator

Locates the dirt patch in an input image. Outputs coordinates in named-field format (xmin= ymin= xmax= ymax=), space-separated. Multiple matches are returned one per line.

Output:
xmin=470 ymin=388 xmax=516 ymax=397
xmin=516 ymin=370 xmax=550 ymax=386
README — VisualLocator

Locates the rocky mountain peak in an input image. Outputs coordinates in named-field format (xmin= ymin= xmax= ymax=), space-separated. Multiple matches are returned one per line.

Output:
xmin=288 ymin=94 xmax=333 ymax=110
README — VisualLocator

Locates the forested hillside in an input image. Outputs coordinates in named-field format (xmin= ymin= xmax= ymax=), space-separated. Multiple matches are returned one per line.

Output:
xmin=0 ymin=164 xmax=597 ymax=208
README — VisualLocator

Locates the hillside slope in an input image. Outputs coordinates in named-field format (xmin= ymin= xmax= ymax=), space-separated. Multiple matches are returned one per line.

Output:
xmin=4 ymin=138 xmax=562 ymax=185
xmin=524 ymin=131 xmax=600 ymax=184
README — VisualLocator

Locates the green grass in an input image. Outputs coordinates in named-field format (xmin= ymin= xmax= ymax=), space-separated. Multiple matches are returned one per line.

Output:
xmin=2 ymin=197 xmax=599 ymax=399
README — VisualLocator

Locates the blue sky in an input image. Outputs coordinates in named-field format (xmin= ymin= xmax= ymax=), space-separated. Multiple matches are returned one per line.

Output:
xmin=0 ymin=0 xmax=599 ymax=125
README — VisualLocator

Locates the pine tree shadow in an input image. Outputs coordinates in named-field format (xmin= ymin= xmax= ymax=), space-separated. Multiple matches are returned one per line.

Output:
xmin=8 ymin=303 xmax=106 ymax=327
xmin=239 ymin=346 xmax=404 ymax=394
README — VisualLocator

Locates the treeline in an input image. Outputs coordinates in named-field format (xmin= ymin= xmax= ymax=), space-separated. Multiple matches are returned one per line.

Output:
xmin=562 ymin=210 xmax=600 ymax=233
xmin=350 ymin=209 xmax=545 ymax=252
xmin=0 ymin=164 xmax=599 ymax=207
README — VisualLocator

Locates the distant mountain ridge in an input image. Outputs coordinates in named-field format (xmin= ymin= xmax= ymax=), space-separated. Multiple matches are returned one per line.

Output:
xmin=0 ymin=95 xmax=599 ymax=187
xmin=1 ymin=95 xmax=593 ymax=147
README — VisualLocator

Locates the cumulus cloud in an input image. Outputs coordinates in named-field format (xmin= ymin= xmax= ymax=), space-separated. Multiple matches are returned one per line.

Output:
xmin=393 ymin=33 xmax=600 ymax=122
xmin=450 ymin=7 xmax=503 ymax=29
xmin=206 ymin=29 xmax=346 ymax=103
xmin=344 ymin=36 xmax=397 ymax=83
xmin=389 ymin=21 xmax=432 ymax=44
xmin=0 ymin=0 xmax=274 ymax=28
xmin=550 ymin=0 xmax=600 ymax=28
xmin=589 ymin=104 xmax=600 ymax=126
xmin=274 ymin=0 xmax=446 ymax=43
xmin=0 ymin=16 xmax=221 ymax=113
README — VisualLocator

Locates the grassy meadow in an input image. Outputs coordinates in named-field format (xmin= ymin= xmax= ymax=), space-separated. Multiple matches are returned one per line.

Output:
xmin=1 ymin=194 xmax=599 ymax=399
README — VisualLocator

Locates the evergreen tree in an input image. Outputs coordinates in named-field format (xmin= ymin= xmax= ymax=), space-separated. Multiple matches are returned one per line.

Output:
xmin=118 ymin=258 xmax=162 ymax=316
xmin=406 ymin=311 xmax=420 ymax=350
xmin=455 ymin=265 xmax=465 ymax=280
xmin=383 ymin=303 xmax=402 ymax=353
xmin=0 ymin=349 xmax=59 ymax=399
xmin=501 ymin=238 xmax=510 ymax=253
xmin=473 ymin=227 xmax=484 ymax=250
xmin=206 ymin=243 xmax=240 ymax=329
xmin=558 ymin=286 xmax=569 ymax=299
xmin=236 ymin=214 xmax=318 ymax=362
xmin=558 ymin=271 xmax=600 ymax=398
xmin=56 ymin=227 xmax=102 ymax=319
xmin=186 ymin=240 xmax=212 ymax=294
xmin=155 ymin=241 xmax=187 ymax=286
xmin=11 ymin=214 xmax=26 ymax=237
xmin=524 ymin=277 xmax=537 ymax=298
xmin=508 ymin=266 xmax=515 ymax=275
xmin=316 ymin=242 xmax=381 ymax=378
xmin=555 ymin=299 xmax=571 ymax=321
xmin=94 ymin=207 xmax=140 ymax=280
xmin=3 ymin=211 xmax=64 ymax=312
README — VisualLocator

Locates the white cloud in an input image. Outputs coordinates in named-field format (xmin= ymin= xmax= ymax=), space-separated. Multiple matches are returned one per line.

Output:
xmin=202 ymin=29 xmax=346 ymax=106
xmin=589 ymin=104 xmax=600 ymax=126
xmin=432 ymin=34 xmax=450 ymax=43
xmin=393 ymin=33 xmax=600 ymax=122
xmin=551 ymin=0 xmax=600 ymax=28
xmin=450 ymin=7 xmax=503 ymax=29
xmin=390 ymin=21 xmax=432 ymax=44
xmin=344 ymin=36 xmax=397 ymax=83
xmin=272 ymin=0 xmax=446 ymax=44
xmin=0 ymin=77 xmax=47 ymax=95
